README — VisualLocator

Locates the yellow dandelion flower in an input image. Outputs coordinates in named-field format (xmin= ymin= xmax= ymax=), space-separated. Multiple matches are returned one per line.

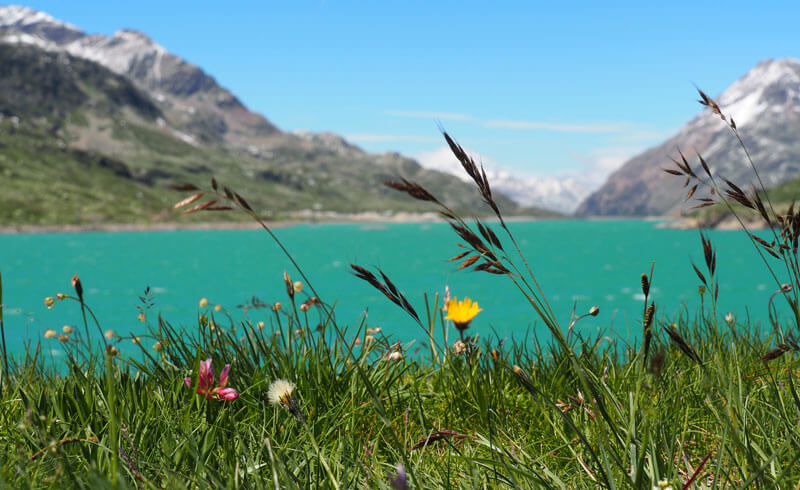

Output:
xmin=445 ymin=297 xmax=482 ymax=331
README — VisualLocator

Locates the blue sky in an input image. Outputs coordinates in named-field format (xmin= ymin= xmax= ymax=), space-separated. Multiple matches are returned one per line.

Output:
xmin=14 ymin=1 xmax=800 ymax=183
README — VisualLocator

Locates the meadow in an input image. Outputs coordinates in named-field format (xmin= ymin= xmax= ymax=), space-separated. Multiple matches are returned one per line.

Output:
xmin=2 ymin=95 xmax=800 ymax=488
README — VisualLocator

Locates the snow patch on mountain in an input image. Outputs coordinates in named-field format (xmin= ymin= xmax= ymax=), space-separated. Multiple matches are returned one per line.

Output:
xmin=0 ymin=5 xmax=79 ymax=31
xmin=415 ymin=146 xmax=591 ymax=213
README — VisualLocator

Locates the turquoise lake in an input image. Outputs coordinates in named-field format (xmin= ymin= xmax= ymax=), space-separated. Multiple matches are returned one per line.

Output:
xmin=0 ymin=220 xmax=789 ymax=356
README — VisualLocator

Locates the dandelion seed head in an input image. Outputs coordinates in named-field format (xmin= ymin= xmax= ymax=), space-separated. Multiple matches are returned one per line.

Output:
xmin=268 ymin=379 xmax=296 ymax=407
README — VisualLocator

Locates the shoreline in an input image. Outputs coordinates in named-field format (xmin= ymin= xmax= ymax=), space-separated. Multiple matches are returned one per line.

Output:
xmin=0 ymin=211 xmax=507 ymax=234
xmin=0 ymin=214 xmax=671 ymax=235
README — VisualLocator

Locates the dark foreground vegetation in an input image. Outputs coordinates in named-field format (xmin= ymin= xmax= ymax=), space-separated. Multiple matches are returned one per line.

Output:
xmin=2 ymin=92 xmax=800 ymax=488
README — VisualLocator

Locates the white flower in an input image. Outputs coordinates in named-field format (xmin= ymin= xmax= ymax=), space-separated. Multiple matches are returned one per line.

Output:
xmin=268 ymin=379 xmax=296 ymax=407
xmin=725 ymin=312 xmax=734 ymax=324
xmin=387 ymin=351 xmax=403 ymax=362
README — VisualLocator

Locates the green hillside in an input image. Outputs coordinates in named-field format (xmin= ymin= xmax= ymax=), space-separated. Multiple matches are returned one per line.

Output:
xmin=0 ymin=44 xmax=555 ymax=227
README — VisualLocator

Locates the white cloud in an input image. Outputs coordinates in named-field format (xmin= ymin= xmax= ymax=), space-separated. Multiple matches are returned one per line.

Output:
xmin=345 ymin=133 xmax=440 ymax=143
xmin=568 ymin=146 xmax=646 ymax=183
xmin=415 ymin=145 xmax=495 ymax=180
xmin=484 ymin=119 xmax=628 ymax=133
xmin=383 ymin=110 xmax=473 ymax=121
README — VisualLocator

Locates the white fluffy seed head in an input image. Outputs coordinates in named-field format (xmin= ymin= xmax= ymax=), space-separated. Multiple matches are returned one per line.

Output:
xmin=268 ymin=379 xmax=296 ymax=407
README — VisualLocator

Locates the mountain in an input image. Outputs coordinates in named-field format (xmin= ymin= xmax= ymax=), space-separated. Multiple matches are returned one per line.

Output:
xmin=0 ymin=6 xmax=548 ymax=226
xmin=576 ymin=57 xmax=800 ymax=217
xmin=415 ymin=147 xmax=589 ymax=213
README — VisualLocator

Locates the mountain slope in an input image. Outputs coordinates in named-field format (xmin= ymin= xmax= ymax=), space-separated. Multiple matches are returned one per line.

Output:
xmin=0 ymin=6 xmax=549 ymax=226
xmin=576 ymin=57 xmax=800 ymax=217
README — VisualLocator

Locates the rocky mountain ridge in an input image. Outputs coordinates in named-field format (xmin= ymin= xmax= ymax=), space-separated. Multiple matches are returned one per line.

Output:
xmin=0 ymin=6 xmax=555 ymax=225
xmin=576 ymin=57 xmax=800 ymax=216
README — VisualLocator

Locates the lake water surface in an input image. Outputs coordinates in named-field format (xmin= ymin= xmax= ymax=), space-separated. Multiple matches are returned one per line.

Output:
xmin=0 ymin=220 xmax=786 ymax=355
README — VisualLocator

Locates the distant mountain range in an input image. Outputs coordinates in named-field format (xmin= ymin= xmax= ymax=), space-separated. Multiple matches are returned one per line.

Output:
xmin=576 ymin=57 xmax=800 ymax=217
xmin=0 ymin=5 xmax=555 ymax=226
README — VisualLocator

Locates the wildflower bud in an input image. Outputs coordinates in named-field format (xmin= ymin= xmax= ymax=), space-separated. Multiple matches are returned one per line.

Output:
xmin=62 ymin=325 xmax=73 ymax=334
xmin=354 ymin=337 xmax=362 ymax=346
xmin=152 ymin=341 xmax=163 ymax=352
xmin=364 ymin=335 xmax=375 ymax=346
xmin=300 ymin=303 xmax=309 ymax=312
xmin=199 ymin=314 xmax=208 ymax=326
xmin=725 ymin=312 xmax=734 ymax=324
xmin=283 ymin=271 xmax=294 ymax=300
xmin=293 ymin=281 xmax=303 ymax=293
xmin=589 ymin=306 xmax=599 ymax=316
xmin=387 ymin=351 xmax=403 ymax=362
xmin=56 ymin=293 xmax=67 ymax=300
xmin=44 ymin=297 xmax=55 ymax=308
xmin=698 ymin=285 xmax=706 ymax=295
xmin=132 ymin=337 xmax=141 ymax=345
xmin=273 ymin=302 xmax=282 ymax=311
xmin=209 ymin=322 xmax=216 ymax=331
xmin=105 ymin=345 xmax=119 ymax=357
xmin=781 ymin=283 xmax=793 ymax=293
xmin=44 ymin=329 xmax=57 ymax=339
xmin=390 ymin=462 xmax=408 ymax=490
xmin=71 ymin=274 xmax=83 ymax=303
xmin=214 ymin=304 xmax=222 ymax=312
xmin=137 ymin=312 xmax=146 ymax=322
xmin=491 ymin=349 xmax=499 ymax=360
xmin=257 ymin=321 xmax=265 ymax=329
xmin=452 ymin=340 xmax=466 ymax=355
xmin=641 ymin=273 xmax=650 ymax=296
xmin=198 ymin=297 xmax=209 ymax=308
xmin=643 ymin=304 xmax=655 ymax=329
xmin=104 ymin=330 xmax=114 ymax=340
xmin=57 ymin=334 xmax=69 ymax=343
xmin=366 ymin=327 xmax=381 ymax=335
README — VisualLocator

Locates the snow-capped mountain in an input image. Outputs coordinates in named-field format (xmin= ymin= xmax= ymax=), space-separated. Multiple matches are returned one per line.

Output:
xmin=576 ymin=57 xmax=800 ymax=216
xmin=415 ymin=146 xmax=589 ymax=213
xmin=488 ymin=172 xmax=589 ymax=213
xmin=0 ymin=5 xmax=277 ymax=146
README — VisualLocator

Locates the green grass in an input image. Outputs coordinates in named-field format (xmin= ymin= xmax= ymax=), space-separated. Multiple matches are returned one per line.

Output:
xmin=1 ymin=289 xmax=798 ymax=488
